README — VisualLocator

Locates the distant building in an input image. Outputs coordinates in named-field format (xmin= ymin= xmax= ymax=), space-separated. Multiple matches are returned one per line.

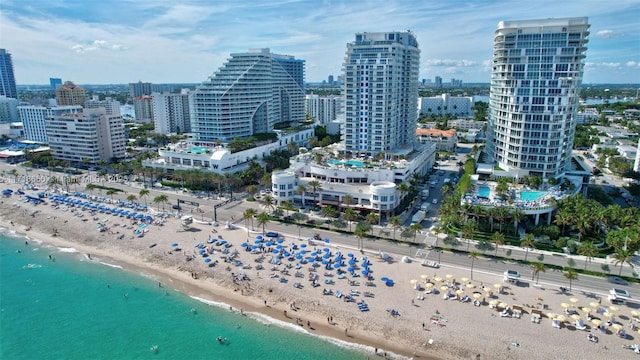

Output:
xmin=133 ymin=95 xmax=154 ymax=124
xmin=416 ymin=128 xmax=458 ymax=152
xmin=84 ymin=96 xmax=121 ymax=115
xmin=434 ymin=76 xmax=442 ymax=88
xmin=190 ymin=48 xmax=305 ymax=142
xmin=0 ymin=96 xmax=19 ymax=123
xmin=46 ymin=108 xmax=126 ymax=164
xmin=152 ymin=90 xmax=191 ymax=134
xmin=0 ymin=122 xmax=24 ymax=140
xmin=305 ymin=94 xmax=342 ymax=125
xmin=328 ymin=75 xmax=334 ymax=85
xmin=575 ymin=107 xmax=599 ymax=124
xmin=49 ymin=78 xmax=63 ymax=90
xmin=55 ymin=81 xmax=87 ymax=106
xmin=418 ymin=94 xmax=474 ymax=117
xmin=18 ymin=105 xmax=82 ymax=143
xmin=449 ymin=119 xmax=485 ymax=131
xmin=0 ymin=49 xmax=17 ymax=99
xmin=129 ymin=81 xmax=164 ymax=98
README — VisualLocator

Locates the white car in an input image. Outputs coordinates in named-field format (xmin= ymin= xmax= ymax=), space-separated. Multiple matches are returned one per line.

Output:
xmin=504 ymin=270 xmax=521 ymax=279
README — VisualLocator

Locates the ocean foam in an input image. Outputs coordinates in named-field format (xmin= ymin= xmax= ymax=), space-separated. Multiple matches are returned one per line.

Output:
xmin=95 ymin=261 xmax=123 ymax=269
xmin=58 ymin=247 xmax=78 ymax=253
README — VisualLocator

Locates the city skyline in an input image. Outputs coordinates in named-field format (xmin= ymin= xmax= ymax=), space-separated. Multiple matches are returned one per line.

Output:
xmin=2 ymin=0 xmax=639 ymax=85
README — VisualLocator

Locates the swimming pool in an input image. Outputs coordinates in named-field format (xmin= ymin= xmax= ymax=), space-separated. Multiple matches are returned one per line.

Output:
xmin=327 ymin=159 xmax=365 ymax=168
xmin=520 ymin=191 xmax=546 ymax=202
xmin=191 ymin=147 xmax=207 ymax=153
xmin=477 ymin=186 xmax=491 ymax=198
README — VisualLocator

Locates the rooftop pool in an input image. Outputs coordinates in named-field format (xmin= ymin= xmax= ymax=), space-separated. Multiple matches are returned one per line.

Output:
xmin=477 ymin=186 xmax=491 ymax=198
xmin=327 ymin=159 xmax=365 ymax=168
xmin=520 ymin=191 xmax=546 ymax=202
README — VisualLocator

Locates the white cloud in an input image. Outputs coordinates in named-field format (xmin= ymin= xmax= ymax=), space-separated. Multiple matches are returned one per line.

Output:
xmin=626 ymin=61 xmax=640 ymax=68
xmin=71 ymin=40 xmax=128 ymax=54
xmin=596 ymin=29 xmax=622 ymax=38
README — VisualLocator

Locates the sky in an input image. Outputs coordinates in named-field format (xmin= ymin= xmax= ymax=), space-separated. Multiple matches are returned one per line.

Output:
xmin=1 ymin=0 xmax=639 ymax=85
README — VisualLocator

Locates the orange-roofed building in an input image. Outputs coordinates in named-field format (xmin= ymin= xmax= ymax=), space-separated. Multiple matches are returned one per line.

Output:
xmin=55 ymin=81 xmax=86 ymax=106
xmin=416 ymin=128 xmax=457 ymax=152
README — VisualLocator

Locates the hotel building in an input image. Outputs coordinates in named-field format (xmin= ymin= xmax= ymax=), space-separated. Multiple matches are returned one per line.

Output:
xmin=152 ymin=90 xmax=191 ymax=134
xmin=0 ymin=49 xmax=17 ymax=99
xmin=55 ymin=81 xmax=87 ymax=106
xmin=18 ymin=105 xmax=83 ymax=143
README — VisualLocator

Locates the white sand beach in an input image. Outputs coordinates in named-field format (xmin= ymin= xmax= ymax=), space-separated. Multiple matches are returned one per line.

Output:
xmin=1 ymin=186 xmax=638 ymax=360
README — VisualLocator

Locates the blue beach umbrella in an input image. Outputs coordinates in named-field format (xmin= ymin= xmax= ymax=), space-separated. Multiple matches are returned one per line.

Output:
xmin=324 ymin=238 xmax=330 ymax=243
xmin=362 ymin=270 xmax=369 ymax=275
xmin=272 ymin=249 xmax=280 ymax=254
xmin=256 ymin=235 xmax=263 ymax=240
xmin=332 ymin=263 xmax=341 ymax=269
xmin=323 ymin=253 xmax=331 ymax=259
xmin=241 ymin=243 xmax=248 ymax=247
xmin=276 ymin=244 xmax=283 ymax=249
xmin=296 ymin=254 xmax=303 ymax=259
xmin=300 ymin=244 xmax=307 ymax=248
xmin=204 ymin=258 xmax=212 ymax=263
xmin=323 ymin=247 xmax=330 ymax=252
xmin=277 ymin=239 xmax=284 ymax=244
xmin=172 ymin=243 xmax=179 ymax=247
xmin=348 ymin=267 xmax=354 ymax=272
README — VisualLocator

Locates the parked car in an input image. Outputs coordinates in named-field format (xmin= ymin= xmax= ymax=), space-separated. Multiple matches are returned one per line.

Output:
xmin=608 ymin=276 xmax=629 ymax=286
xmin=265 ymin=231 xmax=279 ymax=238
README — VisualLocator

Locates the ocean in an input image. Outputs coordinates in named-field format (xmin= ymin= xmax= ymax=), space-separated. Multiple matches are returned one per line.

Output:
xmin=0 ymin=231 xmax=369 ymax=359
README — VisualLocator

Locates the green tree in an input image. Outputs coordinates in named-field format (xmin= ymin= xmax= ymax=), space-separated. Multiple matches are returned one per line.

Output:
xmin=612 ymin=248 xmax=634 ymax=276
xmin=291 ymin=211 xmax=308 ymax=240
xmin=126 ymin=194 xmax=137 ymax=203
xmin=577 ymin=241 xmax=598 ymax=270
xmin=490 ymin=232 xmax=505 ymax=257
xmin=461 ymin=220 xmax=476 ymax=251
xmin=409 ymin=223 xmax=423 ymax=242
xmin=280 ymin=200 xmax=295 ymax=217
xmin=244 ymin=208 xmax=257 ymax=231
xmin=85 ymin=183 xmax=96 ymax=195
xmin=532 ymin=262 xmax=546 ymax=284
xmin=469 ymin=252 xmax=479 ymax=280
xmin=389 ymin=216 xmax=402 ymax=240
xmin=354 ymin=223 xmax=368 ymax=250
xmin=138 ymin=189 xmax=149 ymax=206
xmin=256 ymin=212 xmax=270 ymax=235
xmin=306 ymin=180 xmax=322 ymax=208
xmin=443 ymin=234 xmax=461 ymax=249
xmin=261 ymin=194 xmax=276 ymax=213
xmin=343 ymin=208 xmax=358 ymax=232
xmin=153 ymin=194 xmax=168 ymax=211
xmin=520 ymin=233 xmax=536 ymax=262
xmin=366 ymin=212 xmax=379 ymax=236
xmin=563 ymin=269 xmax=578 ymax=292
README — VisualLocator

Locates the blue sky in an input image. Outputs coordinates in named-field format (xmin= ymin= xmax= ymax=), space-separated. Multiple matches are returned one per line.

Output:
xmin=2 ymin=0 xmax=639 ymax=84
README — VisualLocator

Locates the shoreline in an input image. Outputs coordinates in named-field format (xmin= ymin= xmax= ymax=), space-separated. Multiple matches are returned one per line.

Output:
xmin=0 ymin=221 xmax=417 ymax=360
xmin=3 ymin=187 xmax=638 ymax=360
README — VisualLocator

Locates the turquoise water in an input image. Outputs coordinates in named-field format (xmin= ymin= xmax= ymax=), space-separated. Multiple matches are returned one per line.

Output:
xmin=0 ymin=232 xmax=367 ymax=360
xmin=519 ymin=191 xmax=546 ymax=202
xmin=477 ymin=186 xmax=491 ymax=198
xmin=327 ymin=160 xmax=364 ymax=168
xmin=191 ymin=146 xmax=207 ymax=153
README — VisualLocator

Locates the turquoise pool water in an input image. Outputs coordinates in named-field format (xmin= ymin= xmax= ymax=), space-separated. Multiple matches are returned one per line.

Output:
xmin=520 ymin=191 xmax=546 ymax=202
xmin=327 ymin=160 xmax=365 ymax=168
xmin=477 ymin=186 xmax=491 ymax=198
xmin=191 ymin=147 xmax=207 ymax=153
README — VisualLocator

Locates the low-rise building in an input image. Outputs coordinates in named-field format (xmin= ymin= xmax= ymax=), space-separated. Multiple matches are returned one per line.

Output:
xmin=18 ymin=104 xmax=83 ymax=143
xmin=418 ymin=94 xmax=474 ymax=117
xmin=84 ymin=96 xmax=121 ymax=116
xmin=416 ymin=128 xmax=457 ymax=152
xmin=449 ymin=119 xmax=485 ymax=132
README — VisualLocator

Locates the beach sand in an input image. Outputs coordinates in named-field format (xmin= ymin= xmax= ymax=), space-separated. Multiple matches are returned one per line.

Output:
xmin=1 ymin=187 xmax=637 ymax=360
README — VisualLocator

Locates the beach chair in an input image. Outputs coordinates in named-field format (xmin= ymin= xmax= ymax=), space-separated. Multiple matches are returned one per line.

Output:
xmin=575 ymin=320 xmax=587 ymax=331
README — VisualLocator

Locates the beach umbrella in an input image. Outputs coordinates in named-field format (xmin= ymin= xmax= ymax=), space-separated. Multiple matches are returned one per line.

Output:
xmin=323 ymin=247 xmax=330 ymax=252
xmin=498 ymin=302 xmax=508 ymax=309
xmin=489 ymin=300 xmax=499 ymax=307
xmin=433 ymin=277 xmax=443 ymax=283
xmin=300 ymin=250 xmax=307 ymax=254
xmin=602 ymin=312 xmax=614 ymax=318
xmin=410 ymin=279 xmax=418 ymax=285
xmin=581 ymin=307 xmax=592 ymax=313
xmin=612 ymin=323 xmax=623 ymax=331
xmin=266 ymin=241 xmax=273 ymax=246
xmin=296 ymin=254 xmax=303 ymax=260
xmin=546 ymin=312 xmax=557 ymax=319
xmin=348 ymin=267 xmax=354 ymax=272
xmin=455 ymin=289 xmax=465 ymax=296
xmin=466 ymin=283 xmax=476 ymax=289
xmin=631 ymin=310 xmax=640 ymax=317
xmin=420 ymin=274 xmax=429 ymax=280
xmin=482 ymin=287 xmax=492 ymax=293
xmin=332 ymin=263 xmax=341 ymax=269
xmin=348 ymin=253 xmax=354 ymax=258
xmin=556 ymin=315 xmax=567 ymax=323
xmin=609 ymin=305 xmax=620 ymax=312
xmin=569 ymin=297 xmax=579 ymax=304
xmin=570 ymin=314 xmax=582 ymax=321
xmin=276 ymin=244 xmax=283 ymax=249
xmin=241 ymin=243 xmax=248 ymax=247
xmin=445 ymin=274 xmax=454 ymax=280
xmin=272 ymin=249 xmax=279 ymax=254
xmin=198 ymin=249 xmax=206 ymax=254
xmin=460 ymin=277 xmax=469 ymax=283
xmin=300 ymin=244 xmax=307 ymax=248
xmin=493 ymin=283 xmax=502 ymax=290
xmin=277 ymin=239 xmax=284 ymax=244
xmin=172 ymin=243 xmax=178 ymax=247
xmin=324 ymin=238 xmax=330 ymax=243
xmin=284 ymin=251 xmax=291 ymax=257
xmin=381 ymin=277 xmax=389 ymax=282
xmin=348 ymin=260 xmax=356 ymax=266
xmin=440 ymin=285 xmax=449 ymax=292
xmin=204 ymin=258 xmax=212 ymax=263
xmin=560 ymin=303 xmax=571 ymax=309
xmin=589 ymin=301 xmax=600 ymax=308
xmin=472 ymin=293 xmax=482 ymax=300
xmin=425 ymin=283 xmax=434 ymax=289
xmin=323 ymin=253 xmax=331 ymax=259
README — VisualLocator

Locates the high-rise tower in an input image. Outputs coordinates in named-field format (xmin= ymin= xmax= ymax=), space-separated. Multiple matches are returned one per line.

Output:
xmin=190 ymin=48 xmax=305 ymax=142
xmin=0 ymin=49 xmax=18 ymax=99
xmin=486 ymin=17 xmax=589 ymax=179
xmin=342 ymin=31 xmax=420 ymax=157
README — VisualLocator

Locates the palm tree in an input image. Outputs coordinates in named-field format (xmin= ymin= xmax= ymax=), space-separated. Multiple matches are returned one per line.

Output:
xmin=139 ymin=189 xmax=149 ymax=206
xmin=532 ymin=262 xmax=546 ymax=284
xmin=409 ymin=223 xmax=423 ymax=242
xmin=511 ymin=208 xmax=526 ymax=233
xmin=354 ymin=223 xmax=368 ymax=250
xmin=106 ymin=189 xmax=117 ymax=200
xmin=389 ymin=216 xmax=402 ymax=240
xmin=490 ymin=232 xmax=505 ymax=257
xmin=291 ymin=211 xmax=307 ymax=239
xmin=577 ymin=241 xmax=598 ymax=270
xmin=306 ymin=180 xmax=322 ymax=209
xmin=365 ymin=212 xmax=379 ymax=236
xmin=469 ymin=252 xmax=479 ymax=280
xmin=244 ymin=208 xmax=257 ymax=231
xmin=126 ymin=194 xmax=137 ymax=203
xmin=520 ymin=233 xmax=536 ymax=261
xmin=554 ymin=210 xmax=572 ymax=236
xmin=296 ymin=185 xmax=307 ymax=207
xmin=85 ymin=183 xmax=96 ymax=195
xmin=256 ymin=212 xmax=270 ymax=235
xmin=153 ymin=194 xmax=168 ymax=211
xmin=342 ymin=194 xmax=354 ymax=208
xmin=262 ymin=194 xmax=276 ymax=213
xmin=563 ymin=269 xmax=578 ymax=292
xmin=343 ymin=208 xmax=358 ymax=232
xmin=443 ymin=234 xmax=461 ymax=249
xmin=280 ymin=200 xmax=295 ymax=217
xmin=432 ymin=225 xmax=443 ymax=247
xmin=461 ymin=220 xmax=476 ymax=251
xmin=612 ymin=248 xmax=634 ymax=276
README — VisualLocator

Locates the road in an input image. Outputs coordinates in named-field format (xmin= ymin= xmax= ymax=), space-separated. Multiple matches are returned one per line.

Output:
xmin=2 ymin=162 xmax=637 ymax=304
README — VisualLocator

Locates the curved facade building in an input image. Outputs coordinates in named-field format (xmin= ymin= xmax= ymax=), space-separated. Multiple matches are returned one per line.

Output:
xmin=271 ymin=170 xmax=297 ymax=204
xmin=486 ymin=17 xmax=589 ymax=180
xmin=369 ymin=181 xmax=397 ymax=211
xmin=190 ymin=48 xmax=305 ymax=142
